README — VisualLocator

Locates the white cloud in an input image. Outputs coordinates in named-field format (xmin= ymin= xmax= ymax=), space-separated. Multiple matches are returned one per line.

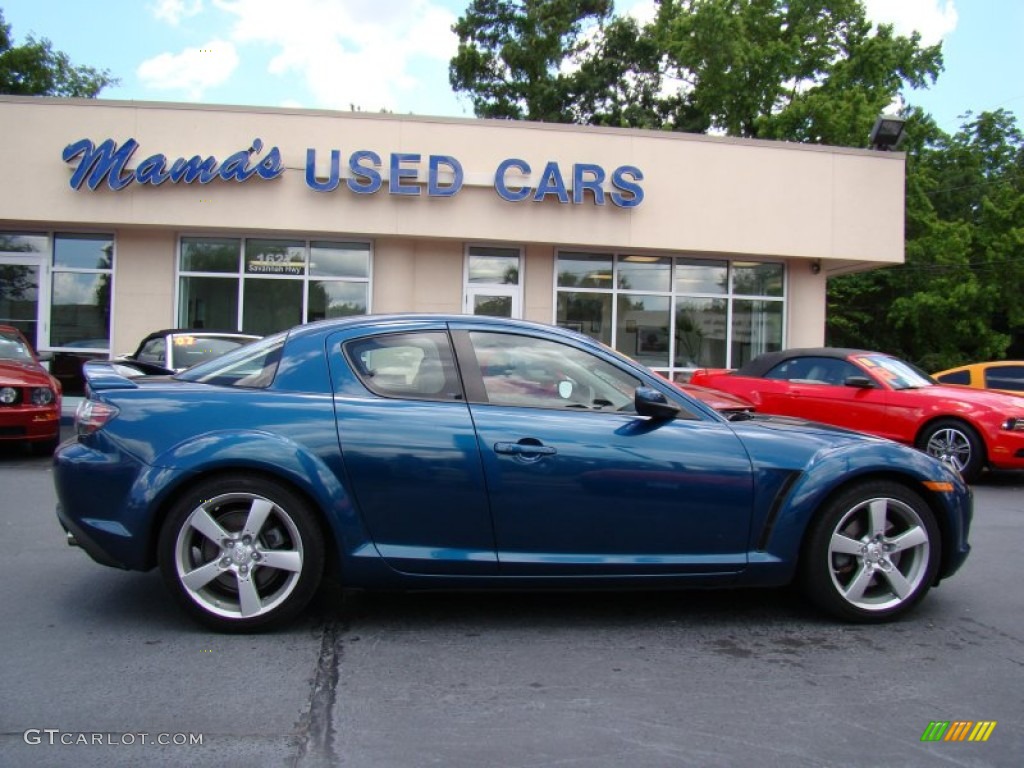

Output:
xmin=861 ymin=0 xmax=958 ymax=45
xmin=137 ymin=40 xmax=240 ymax=99
xmin=210 ymin=0 xmax=459 ymax=111
xmin=150 ymin=0 xmax=205 ymax=26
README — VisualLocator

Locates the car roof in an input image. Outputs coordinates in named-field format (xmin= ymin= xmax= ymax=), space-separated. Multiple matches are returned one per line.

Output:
xmin=734 ymin=347 xmax=877 ymax=377
xmin=283 ymin=314 xmax=593 ymax=343
xmin=143 ymin=329 xmax=259 ymax=338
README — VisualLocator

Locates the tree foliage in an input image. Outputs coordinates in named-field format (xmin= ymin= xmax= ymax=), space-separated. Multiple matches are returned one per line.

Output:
xmin=451 ymin=0 xmax=1024 ymax=367
xmin=828 ymin=109 xmax=1024 ymax=369
xmin=0 ymin=9 xmax=117 ymax=97
xmin=450 ymin=0 xmax=942 ymax=146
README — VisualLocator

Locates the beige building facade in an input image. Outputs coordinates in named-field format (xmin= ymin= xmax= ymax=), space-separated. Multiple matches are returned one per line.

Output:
xmin=0 ymin=96 xmax=905 ymax=391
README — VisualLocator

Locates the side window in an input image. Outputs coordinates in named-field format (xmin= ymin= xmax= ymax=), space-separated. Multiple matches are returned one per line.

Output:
xmin=936 ymin=370 xmax=970 ymax=386
xmin=137 ymin=338 xmax=166 ymax=364
xmin=985 ymin=365 xmax=1024 ymax=392
xmin=345 ymin=332 xmax=462 ymax=401
xmin=466 ymin=331 xmax=645 ymax=412
xmin=765 ymin=356 xmax=856 ymax=386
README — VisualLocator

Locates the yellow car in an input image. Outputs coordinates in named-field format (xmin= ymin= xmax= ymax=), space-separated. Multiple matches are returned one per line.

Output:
xmin=932 ymin=361 xmax=1024 ymax=394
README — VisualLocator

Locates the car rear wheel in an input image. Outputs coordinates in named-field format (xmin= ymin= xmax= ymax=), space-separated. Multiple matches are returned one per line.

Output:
xmin=157 ymin=474 xmax=324 ymax=632
xmin=800 ymin=481 xmax=940 ymax=622
xmin=916 ymin=419 xmax=984 ymax=483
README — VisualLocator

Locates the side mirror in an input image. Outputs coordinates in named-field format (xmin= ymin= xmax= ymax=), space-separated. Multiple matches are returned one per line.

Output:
xmin=845 ymin=375 xmax=875 ymax=389
xmin=635 ymin=386 xmax=680 ymax=420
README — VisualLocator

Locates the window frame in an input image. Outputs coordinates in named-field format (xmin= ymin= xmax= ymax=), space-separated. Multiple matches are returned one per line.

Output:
xmin=176 ymin=234 xmax=373 ymax=334
xmin=553 ymin=251 xmax=786 ymax=381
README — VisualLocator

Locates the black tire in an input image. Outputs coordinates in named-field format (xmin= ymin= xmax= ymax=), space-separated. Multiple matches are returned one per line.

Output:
xmin=157 ymin=473 xmax=325 ymax=632
xmin=916 ymin=419 xmax=985 ymax=483
xmin=800 ymin=480 xmax=940 ymax=622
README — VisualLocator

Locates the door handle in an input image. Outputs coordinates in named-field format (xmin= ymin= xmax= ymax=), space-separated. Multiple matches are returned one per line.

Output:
xmin=493 ymin=441 xmax=557 ymax=457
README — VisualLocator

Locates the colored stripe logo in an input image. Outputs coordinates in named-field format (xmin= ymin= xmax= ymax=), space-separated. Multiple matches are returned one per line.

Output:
xmin=921 ymin=721 xmax=997 ymax=742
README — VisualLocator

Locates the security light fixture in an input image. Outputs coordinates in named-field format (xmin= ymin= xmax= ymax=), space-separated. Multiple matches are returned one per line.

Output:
xmin=869 ymin=116 xmax=906 ymax=151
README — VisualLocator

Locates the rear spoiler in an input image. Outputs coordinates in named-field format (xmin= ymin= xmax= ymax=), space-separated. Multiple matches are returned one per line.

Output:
xmin=82 ymin=360 xmax=143 ymax=391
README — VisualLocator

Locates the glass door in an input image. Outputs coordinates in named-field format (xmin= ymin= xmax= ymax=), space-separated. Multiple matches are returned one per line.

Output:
xmin=0 ymin=259 xmax=44 ymax=351
xmin=464 ymin=245 xmax=523 ymax=319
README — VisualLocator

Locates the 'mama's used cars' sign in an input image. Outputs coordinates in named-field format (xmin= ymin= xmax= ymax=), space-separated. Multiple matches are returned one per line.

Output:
xmin=62 ymin=137 xmax=644 ymax=208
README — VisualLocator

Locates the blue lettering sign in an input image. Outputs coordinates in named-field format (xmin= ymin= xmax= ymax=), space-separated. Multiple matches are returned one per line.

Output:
xmin=610 ymin=165 xmax=644 ymax=208
xmin=306 ymin=148 xmax=341 ymax=192
xmin=63 ymin=138 xmax=137 ymax=191
xmin=390 ymin=153 xmax=421 ymax=196
xmin=348 ymin=151 xmax=383 ymax=194
xmin=62 ymin=137 xmax=283 ymax=190
xmin=572 ymin=164 xmax=606 ymax=205
xmin=428 ymin=155 xmax=463 ymax=197
xmin=533 ymin=162 xmax=570 ymax=203
xmin=495 ymin=158 xmax=532 ymax=202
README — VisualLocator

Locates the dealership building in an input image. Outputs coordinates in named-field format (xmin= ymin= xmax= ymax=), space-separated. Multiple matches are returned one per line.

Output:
xmin=0 ymin=96 xmax=905 ymax=392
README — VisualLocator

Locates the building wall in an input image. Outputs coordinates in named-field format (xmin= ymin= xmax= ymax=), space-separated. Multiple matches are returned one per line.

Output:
xmin=0 ymin=97 xmax=904 ymax=266
xmin=0 ymin=96 xmax=905 ymax=379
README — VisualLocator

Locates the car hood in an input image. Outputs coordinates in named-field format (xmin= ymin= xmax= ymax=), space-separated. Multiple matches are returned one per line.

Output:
xmin=727 ymin=411 xmax=892 ymax=470
xmin=0 ymin=358 xmax=52 ymax=387
xmin=910 ymin=383 xmax=1024 ymax=409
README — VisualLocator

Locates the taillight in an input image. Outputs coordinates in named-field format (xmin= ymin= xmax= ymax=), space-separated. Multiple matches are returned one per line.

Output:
xmin=75 ymin=399 xmax=119 ymax=436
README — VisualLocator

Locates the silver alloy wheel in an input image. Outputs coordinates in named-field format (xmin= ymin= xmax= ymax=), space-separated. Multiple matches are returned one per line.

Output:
xmin=827 ymin=495 xmax=931 ymax=612
xmin=923 ymin=426 xmax=972 ymax=473
xmin=173 ymin=492 xmax=304 ymax=620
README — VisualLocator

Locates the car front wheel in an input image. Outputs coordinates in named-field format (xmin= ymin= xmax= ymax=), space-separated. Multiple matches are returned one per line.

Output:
xmin=916 ymin=418 xmax=984 ymax=483
xmin=158 ymin=474 xmax=325 ymax=632
xmin=800 ymin=481 xmax=940 ymax=622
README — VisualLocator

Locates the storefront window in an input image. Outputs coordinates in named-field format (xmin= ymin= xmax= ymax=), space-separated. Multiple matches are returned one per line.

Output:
xmin=468 ymin=246 xmax=520 ymax=285
xmin=617 ymin=294 xmax=671 ymax=368
xmin=675 ymin=297 xmax=727 ymax=368
xmin=243 ymin=279 xmax=303 ymax=336
xmin=556 ymin=252 xmax=784 ymax=378
xmin=181 ymin=238 xmax=240 ymax=273
xmin=556 ymin=291 xmax=612 ymax=345
xmin=178 ymin=276 xmax=239 ymax=329
xmin=177 ymin=237 xmax=371 ymax=334
xmin=557 ymin=252 xmax=613 ymax=288
xmin=308 ymin=281 xmax=367 ymax=320
xmin=731 ymin=299 xmax=784 ymax=367
xmin=50 ymin=233 xmax=113 ymax=348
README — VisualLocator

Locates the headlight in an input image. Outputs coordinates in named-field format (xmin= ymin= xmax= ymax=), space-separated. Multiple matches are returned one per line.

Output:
xmin=30 ymin=387 xmax=55 ymax=406
xmin=0 ymin=386 xmax=17 ymax=404
xmin=1002 ymin=417 xmax=1024 ymax=432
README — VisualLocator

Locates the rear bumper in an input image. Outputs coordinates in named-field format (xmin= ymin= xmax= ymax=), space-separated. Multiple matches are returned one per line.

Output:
xmin=57 ymin=502 xmax=130 ymax=570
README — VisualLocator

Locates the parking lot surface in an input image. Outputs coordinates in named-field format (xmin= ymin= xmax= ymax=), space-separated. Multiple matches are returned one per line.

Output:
xmin=0 ymin=436 xmax=1021 ymax=767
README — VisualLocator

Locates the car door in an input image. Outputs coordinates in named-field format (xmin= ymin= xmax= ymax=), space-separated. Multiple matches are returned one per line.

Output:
xmin=451 ymin=325 xmax=755 ymax=576
xmin=763 ymin=355 xmax=894 ymax=437
xmin=328 ymin=325 xmax=497 ymax=575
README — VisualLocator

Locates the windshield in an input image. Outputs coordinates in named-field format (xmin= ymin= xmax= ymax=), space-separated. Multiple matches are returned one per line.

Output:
xmin=852 ymin=354 xmax=934 ymax=390
xmin=176 ymin=331 xmax=286 ymax=387
xmin=0 ymin=331 xmax=35 ymax=362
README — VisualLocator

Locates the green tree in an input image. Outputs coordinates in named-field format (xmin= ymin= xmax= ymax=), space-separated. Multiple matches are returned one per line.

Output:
xmin=450 ymin=0 xmax=942 ymax=145
xmin=828 ymin=109 xmax=1024 ymax=369
xmin=449 ymin=0 xmax=615 ymax=121
xmin=0 ymin=9 xmax=117 ymax=97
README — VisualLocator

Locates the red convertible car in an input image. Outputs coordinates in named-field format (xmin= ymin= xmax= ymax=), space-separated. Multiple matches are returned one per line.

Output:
xmin=0 ymin=325 xmax=62 ymax=455
xmin=691 ymin=347 xmax=1024 ymax=482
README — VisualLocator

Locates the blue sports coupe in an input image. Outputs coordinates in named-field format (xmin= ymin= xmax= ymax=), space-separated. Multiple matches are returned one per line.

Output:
xmin=54 ymin=315 xmax=972 ymax=631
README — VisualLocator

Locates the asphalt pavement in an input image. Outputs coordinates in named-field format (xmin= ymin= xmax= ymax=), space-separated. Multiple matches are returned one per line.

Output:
xmin=0 ymin=433 xmax=1021 ymax=767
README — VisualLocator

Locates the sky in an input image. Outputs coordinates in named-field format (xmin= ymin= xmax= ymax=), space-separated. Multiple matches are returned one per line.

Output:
xmin=2 ymin=0 xmax=1021 ymax=134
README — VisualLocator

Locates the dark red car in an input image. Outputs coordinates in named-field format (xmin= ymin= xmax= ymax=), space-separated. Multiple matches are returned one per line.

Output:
xmin=691 ymin=347 xmax=1024 ymax=482
xmin=0 ymin=325 xmax=62 ymax=455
